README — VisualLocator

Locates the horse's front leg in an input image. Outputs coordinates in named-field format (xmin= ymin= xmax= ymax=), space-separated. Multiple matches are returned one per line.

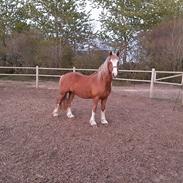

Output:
xmin=101 ymin=98 xmax=108 ymax=125
xmin=89 ymin=98 xmax=99 ymax=126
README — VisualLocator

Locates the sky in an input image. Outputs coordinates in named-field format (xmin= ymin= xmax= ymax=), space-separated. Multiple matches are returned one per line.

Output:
xmin=85 ymin=1 xmax=102 ymax=31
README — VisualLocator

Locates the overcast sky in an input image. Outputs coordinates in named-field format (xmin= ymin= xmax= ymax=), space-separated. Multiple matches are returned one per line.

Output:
xmin=85 ymin=1 xmax=102 ymax=31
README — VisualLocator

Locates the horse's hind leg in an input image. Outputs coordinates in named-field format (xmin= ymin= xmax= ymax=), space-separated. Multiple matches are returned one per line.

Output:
xmin=66 ymin=92 xmax=75 ymax=118
xmin=52 ymin=93 xmax=66 ymax=117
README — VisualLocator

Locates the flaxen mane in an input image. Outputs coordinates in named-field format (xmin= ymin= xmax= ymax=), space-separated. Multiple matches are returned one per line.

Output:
xmin=97 ymin=56 xmax=110 ymax=80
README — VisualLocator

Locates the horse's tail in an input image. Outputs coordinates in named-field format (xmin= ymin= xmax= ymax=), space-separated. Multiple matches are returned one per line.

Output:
xmin=59 ymin=75 xmax=63 ymax=89
xmin=60 ymin=92 xmax=70 ymax=110
xmin=58 ymin=75 xmax=70 ymax=110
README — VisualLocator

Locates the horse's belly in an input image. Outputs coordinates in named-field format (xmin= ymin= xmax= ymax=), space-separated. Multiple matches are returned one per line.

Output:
xmin=62 ymin=74 xmax=111 ymax=99
xmin=74 ymin=89 xmax=92 ymax=99
xmin=68 ymin=79 xmax=92 ymax=99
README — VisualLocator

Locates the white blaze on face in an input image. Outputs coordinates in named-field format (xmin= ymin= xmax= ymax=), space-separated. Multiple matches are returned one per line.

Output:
xmin=111 ymin=58 xmax=119 ymax=77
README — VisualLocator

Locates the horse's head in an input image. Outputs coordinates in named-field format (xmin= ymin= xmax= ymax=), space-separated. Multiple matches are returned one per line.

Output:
xmin=108 ymin=51 xmax=120 ymax=78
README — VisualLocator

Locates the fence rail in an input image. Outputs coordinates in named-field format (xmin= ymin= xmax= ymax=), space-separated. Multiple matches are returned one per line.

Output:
xmin=0 ymin=66 xmax=183 ymax=104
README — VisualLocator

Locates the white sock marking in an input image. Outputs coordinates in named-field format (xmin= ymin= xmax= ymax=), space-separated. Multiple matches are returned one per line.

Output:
xmin=101 ymin=110 xmax=108 ymax=124
xmin=52 ymin=104 xmax=59 ymax=117
xmin=89 ymin=111 xmax=97 ymax=126
xmin=66 ymin=107 xmax=74 ymax=118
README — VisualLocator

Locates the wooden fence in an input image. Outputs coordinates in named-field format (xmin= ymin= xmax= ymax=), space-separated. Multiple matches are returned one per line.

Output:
xmin=0 ymin=66 xmax=183 ymax=104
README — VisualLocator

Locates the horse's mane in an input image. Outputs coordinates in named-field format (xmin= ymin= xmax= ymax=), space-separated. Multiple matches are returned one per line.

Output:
xmin=97 ymin=56 xmax=110 ymax=79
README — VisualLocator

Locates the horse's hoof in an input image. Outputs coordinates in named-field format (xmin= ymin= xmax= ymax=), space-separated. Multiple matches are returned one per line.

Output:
xmin=101 ymin=120 xmax=108 ymax=125
xmin=67 ymin=113 xmax=75 ymax=118
xmin=91 ymin=123 xmax=97 ymax=128
xmin=53 ymin=112 xmax=59 ymax=117
xmin=90 ymin=120 xmax=97 ymax=127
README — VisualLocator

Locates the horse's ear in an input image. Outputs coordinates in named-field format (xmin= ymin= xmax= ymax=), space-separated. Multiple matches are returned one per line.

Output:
xmin=116 ymin=50 xmax=120 ymax=57
xmin=109 ymin=51 xmax=113 ymax=56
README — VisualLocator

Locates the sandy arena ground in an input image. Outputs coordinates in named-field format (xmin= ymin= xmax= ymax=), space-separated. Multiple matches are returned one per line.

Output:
xmin=0 ymin=80 xmax=183 ymax=183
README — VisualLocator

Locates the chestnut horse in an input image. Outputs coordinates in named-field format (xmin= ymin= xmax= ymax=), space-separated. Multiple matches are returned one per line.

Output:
xmin=52 ymin=51 xmax=120 ymax=126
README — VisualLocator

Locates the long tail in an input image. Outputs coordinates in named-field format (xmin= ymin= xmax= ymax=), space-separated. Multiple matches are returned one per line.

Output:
xmin=59 ymin=75 xmax=63 ymax=89
xmin=61 ymin=92 xmax=71 ymax=110
xmin=58 ymin=75 xmax=70 ymax=110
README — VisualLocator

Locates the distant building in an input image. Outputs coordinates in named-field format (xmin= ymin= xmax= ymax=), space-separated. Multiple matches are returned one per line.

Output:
xmin=77 ymin=39 xmax=113 ymax=53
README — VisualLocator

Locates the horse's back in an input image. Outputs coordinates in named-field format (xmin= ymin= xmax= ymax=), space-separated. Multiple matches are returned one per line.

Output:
xmin=61 ymin=72 xmax=91 ymax=81
xmin=59 ymin=72 xmax=92 ymax=89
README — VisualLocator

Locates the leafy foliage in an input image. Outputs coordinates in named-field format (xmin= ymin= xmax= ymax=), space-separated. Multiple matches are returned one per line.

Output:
xmin=0 ymin=0 xmax=183 ymax=71
xmin=93 ymin=0 xmax=183 ymax=64
xmin=0 ymin=0 xmax=93 ymax=67
xmin=139 ymin=18 xmax=183 ymax=71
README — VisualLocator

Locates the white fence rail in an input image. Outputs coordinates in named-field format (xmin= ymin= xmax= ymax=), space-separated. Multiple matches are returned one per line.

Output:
xmin=0 ymin=66 xmax=183 ymax=104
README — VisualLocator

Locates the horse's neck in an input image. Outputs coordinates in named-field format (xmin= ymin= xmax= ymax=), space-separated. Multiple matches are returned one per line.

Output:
xmin=101 ymin=71 xmax=112 ymax=82
xmin=98 ymin=62 xmax=112 ymax=84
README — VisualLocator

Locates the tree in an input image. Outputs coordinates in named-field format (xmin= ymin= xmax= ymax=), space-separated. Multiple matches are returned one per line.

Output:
xmin=0 ymin=0 xmax=19 ymax=46
xmin=93 ymin=0 xmax=183 ymax=64
xmin=139 ymin=18 xmax=183 ymax=71
xmin=0 ymin=0 xmax=94 ymax=68
xmin=5 ymin=30 xmax=41 ymax=66
xmin=93 ymin=0 xmax=145 ymax=63
xmin=26 ymin=0 xmax=93 ymax=66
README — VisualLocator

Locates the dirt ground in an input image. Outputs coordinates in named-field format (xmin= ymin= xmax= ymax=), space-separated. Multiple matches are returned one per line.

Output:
xmin=0 ymin=80 xmax=183 ymax=183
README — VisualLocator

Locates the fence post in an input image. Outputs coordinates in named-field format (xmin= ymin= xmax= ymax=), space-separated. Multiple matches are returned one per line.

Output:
xmin=73 ymin=66 xmax=76 ymax=72
xmin=36 ymin=66 xmax=39 ymax=88
xmin=150 ymin=68 xmax=155 ymax=98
